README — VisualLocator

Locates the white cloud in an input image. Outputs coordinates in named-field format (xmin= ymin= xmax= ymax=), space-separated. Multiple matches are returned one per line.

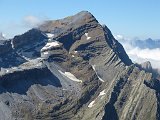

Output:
xmin=2 ymin=33 xmax=6 ymax=37
xmin=121 ymin=41 xmax=160 ymax=69
xmin=114 ymin=35 xmax=124 ymax=40
xmin=114 ymin=34 xmax=131 ymax=42
xmin=128 ymin=48 xmax=160 ymax=61
xmin=0 ymin=15 xmax=48 ymax=38
xmin=23 ymin=15 xmax=44 ymax=27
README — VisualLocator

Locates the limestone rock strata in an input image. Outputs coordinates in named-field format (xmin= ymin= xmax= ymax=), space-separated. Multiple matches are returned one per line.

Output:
xmin=0 ymin=11 xmax=159 ymax=120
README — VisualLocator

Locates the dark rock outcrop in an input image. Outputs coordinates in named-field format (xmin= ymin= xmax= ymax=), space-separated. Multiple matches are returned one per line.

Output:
xmin=0 ymin=40 xmax=12 ymax=55
xmin=12 ymin=29 xmax=47 ymax=49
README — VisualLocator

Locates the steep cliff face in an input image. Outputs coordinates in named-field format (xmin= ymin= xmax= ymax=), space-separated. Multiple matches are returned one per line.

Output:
xmin=12 ymin=29 xmax=47 ymax=49
xmin=0 ymin=11 xmax=159 ymax=120
xmin=0 ymin=40 xmax=12 ymax=55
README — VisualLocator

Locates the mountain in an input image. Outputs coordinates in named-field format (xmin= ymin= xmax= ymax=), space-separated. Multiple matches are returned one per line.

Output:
xmin=132 ymin=38 xmax=160 ymax=49
xmin=0 ymin=11 xmax=159 ymax=120
xmin=0 ymin=32 xmax=6 ymax=40
xmin=140 ymin=61 xmax=153 ymax=72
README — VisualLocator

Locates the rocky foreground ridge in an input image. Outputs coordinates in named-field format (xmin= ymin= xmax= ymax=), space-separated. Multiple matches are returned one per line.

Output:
xmin=0 ymin=11 xmax=159 ymax=120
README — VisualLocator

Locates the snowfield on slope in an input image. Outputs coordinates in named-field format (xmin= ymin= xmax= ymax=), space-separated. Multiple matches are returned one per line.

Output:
xmin=92 ymin=65 xmax=105 ymax=82
xmin=85 ymin=33 xmax=91 ymax=40
xmin=99 ymin=90 xmax=106 ymax=96
xmin=41 ymin=41 xmax=59 ymax=51
xmin=58 ymin=70 xmax=82 ymax=83
xmin=46 ymin=33 xmax=54 ymax=38
xmin=88 ymin=89 xmax=106 ymax=108
xmin=88 ymin=100 xmax=95 ymax=108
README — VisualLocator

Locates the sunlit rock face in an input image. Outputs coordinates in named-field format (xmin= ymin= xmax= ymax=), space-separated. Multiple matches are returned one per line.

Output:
xmin=0 ymin=11 xmax=159 ymax=120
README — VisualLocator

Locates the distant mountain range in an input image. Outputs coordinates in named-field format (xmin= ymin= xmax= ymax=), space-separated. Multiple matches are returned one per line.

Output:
xmin=116 ymin=36 xmax=160 ymax=49
xmin=132 ymin=38 xmax=160 ymax=49
xmin=0 ymin=33 xmax=6 ymax=40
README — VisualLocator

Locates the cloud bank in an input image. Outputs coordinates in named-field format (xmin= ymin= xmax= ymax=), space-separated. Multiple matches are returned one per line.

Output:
xmin=116 ymin=35 xmax=160 ymax=69
xmin=23 ymin=15 xmax=45 ymax=27
xmin=114 ymin=35 xmax=124 ymax=40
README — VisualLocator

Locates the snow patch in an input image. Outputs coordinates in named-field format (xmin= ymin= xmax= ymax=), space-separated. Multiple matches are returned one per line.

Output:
xmin=99 ymin=90 xmax=106 ymax=96
xmin=88 ymin=100 xmax=95 ymax=108
xmin=43 ymin=52 xmax=49 ymax=55
xmin=92 ymin=65 xmax=105 ymax=82
xmin=58 ymin=70 xmax=82 ymax=83
xmin=48 ymin=38 xmax=52 ymax=41
xmin=98 ymin=77 xmax=105 ymax=83
xmin=92 ymin=65 xmax=96 ymax=71
xmin=74 ymin=51 xmax=78 ymax=53
xmin=6 ymin=70 xmax=9 ymax=73
xmin=125 ymin=66 xmax=129 ymax=69
xmin=11 ymin=40 xmax=14 ymax=49
xmin=41 ymin=41 xmax=59 ymax=51
xmin=85 ymin=33 xmax=91 ymax=40
xmin=88 ymin=90 xmax=106 ymax=108
xmin=72 ymin=55 xmax=75 ymax=57
xmin=46 ymin=33 xmax=54 ymax=38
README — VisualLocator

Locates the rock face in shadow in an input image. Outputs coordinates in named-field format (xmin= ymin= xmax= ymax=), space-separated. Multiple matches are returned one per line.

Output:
xmin=0 ymin=40 xmax=12 ymax=55
xmin=12 ymin=29 xmax=47 ymax=49
xmin=0 ymin=65 xmax=62 ymax=95
xmin=0 ymin=11 xmax=159 ymax=120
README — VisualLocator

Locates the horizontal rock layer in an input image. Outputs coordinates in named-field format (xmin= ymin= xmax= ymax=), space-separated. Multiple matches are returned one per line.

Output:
xmin=0 ymin=11 xmax=159 ymax=120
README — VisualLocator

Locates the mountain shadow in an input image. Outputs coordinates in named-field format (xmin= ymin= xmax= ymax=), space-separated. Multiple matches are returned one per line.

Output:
xmin=0 ymin=67 xmax=62 ymax=95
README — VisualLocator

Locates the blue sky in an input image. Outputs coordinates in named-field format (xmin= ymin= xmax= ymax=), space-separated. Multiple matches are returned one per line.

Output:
xmin=0 ymin=0 xmax=160 ymax=39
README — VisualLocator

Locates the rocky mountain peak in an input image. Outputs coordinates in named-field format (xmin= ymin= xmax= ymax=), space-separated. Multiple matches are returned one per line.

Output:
xmin=0 ymin=11 xmax=159 ymax=120
xmin=140 ymin=61 xmax=153 ymax=72
xmin=38 ymin=11 xmax=98 ymax=33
